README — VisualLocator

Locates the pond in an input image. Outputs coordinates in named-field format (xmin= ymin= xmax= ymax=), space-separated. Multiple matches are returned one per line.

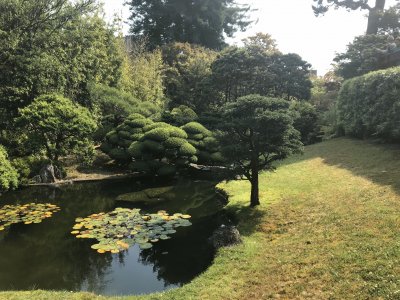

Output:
xmin=0 ymin=177 xmax=229 ymax=296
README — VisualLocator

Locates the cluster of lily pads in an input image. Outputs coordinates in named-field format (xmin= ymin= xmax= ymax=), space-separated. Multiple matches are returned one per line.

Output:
xmin=0 ymin=203 xmax=60 ymax=231
xmin=71 ymin=208 xmax=192 ymax=254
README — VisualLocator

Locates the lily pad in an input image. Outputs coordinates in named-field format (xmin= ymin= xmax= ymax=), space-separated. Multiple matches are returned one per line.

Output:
xmin=72 ymin=208 xmax=191 ymax=254
xmin=0 ymin=203 xmax=60 ymax=230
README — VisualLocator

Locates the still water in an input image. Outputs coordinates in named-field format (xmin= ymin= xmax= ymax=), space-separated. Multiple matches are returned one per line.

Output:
xmin=0 ymin=178 xmax=227 ymax=295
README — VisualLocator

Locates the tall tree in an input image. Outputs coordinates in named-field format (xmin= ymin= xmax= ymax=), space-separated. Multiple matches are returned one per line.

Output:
xmin=334 ymin=34 xmax=391 ymax=79
xmin=210 ymin=45 xmax=312 ymax=104
xmin=161 ymin=42 xmax=217 ymax=111
xmin=17 ymin=94 xmax=97 ymax=164
xmin=242 ymin=32 xmax=280 ymax=54
xmin=312 ymin=0 xmax=387 ymax=34
xmin=219 ymin=95 xmax=303 ymax=206
xmin=0 ymin=0 xmax=122 ymax=130
xmin=126 ymin=0 xmax=252 ymax=49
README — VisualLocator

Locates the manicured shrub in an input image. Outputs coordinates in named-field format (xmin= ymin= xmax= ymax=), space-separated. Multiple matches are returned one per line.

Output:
xmin=181 ymin=122 xmax=223 ymax=165
xmin=0 ymin=146 xmax=19 ymax=191
xmin=128 ymin=122 xmax=197 ymax=176
xmin=337 ymin=67 xmax=400 ymax=141
xmin=162 ymin=105 xmax=199 ymax=126
xmin=101 ymin=113 xmax=153 ymax=163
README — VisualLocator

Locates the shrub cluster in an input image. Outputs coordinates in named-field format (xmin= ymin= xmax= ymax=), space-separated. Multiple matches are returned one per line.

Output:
xmin=181 ymin=122 xmax=224 ymax=165
xmin=161 ymin=105 xmax=198 ymax=126
xmin=0 ymin=146 xmax=19 ymax=192
xmin=100 ymin=114 xmax=152 ymax=163
xmin=128 ymin=122 xmax=197 ymax=176
xmin=290 ymin=101 xmax=320 ymax=145
xmin=338 ymin=67 xmax=400 ymax=141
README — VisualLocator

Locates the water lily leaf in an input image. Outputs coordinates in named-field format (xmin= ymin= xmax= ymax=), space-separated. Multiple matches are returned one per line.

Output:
xmin=72 ymin=208 xmax=191 ymax=254
xmin=0 ymin=203 xmax=60 ymax=230
xmin=139 ymin=243 xmax=152 ymax=250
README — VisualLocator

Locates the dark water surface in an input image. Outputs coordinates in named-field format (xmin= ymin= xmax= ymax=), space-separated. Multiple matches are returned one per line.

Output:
xmin=0 ymin=178 xmax=227 ymax=295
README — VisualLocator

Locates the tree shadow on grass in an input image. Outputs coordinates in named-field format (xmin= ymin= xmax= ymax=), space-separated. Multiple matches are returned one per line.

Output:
xmin=223 ymin=138 xmax=400 ymax=238
xmin=282 ymin=137 xmax=400 ymax=195
xmin=223 ymin=203 xmax=267 ymax=237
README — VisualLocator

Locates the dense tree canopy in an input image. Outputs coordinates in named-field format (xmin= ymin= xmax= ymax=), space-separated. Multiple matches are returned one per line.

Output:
xmin=17 ymin=94 xmax=97 ymax=163
xmin=210 ymin=45 xmax=312 ymax=104
xmin=162 ymin=43 xmax=217 ymax=111
xmin=242 ymin=32 xmax=280 ymax=54
xmin=334 ymin=34 xmax=392 ymax=79
xmin=219 ymin=95 xmax=303 ymax=206
xmin=126 ymin=0 xmax=252 ymax=49
xmin=0 ymin=0 xmax=122 ymax=130
xmin=119 ymin=38 xmax=166 ymax=106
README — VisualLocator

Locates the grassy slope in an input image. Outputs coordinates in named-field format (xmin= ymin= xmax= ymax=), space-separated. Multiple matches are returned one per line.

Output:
xmin=2 ymin=138 xmax=400 ymax=300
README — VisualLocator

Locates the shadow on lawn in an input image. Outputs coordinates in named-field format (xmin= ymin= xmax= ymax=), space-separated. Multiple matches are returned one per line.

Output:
xmin=284 ymin=137 xmax=400 ymax=195
xmin=224 ymin=204 xmax=265 ymax=237
xmin=220 ymin=138 xmax=400 ymax=239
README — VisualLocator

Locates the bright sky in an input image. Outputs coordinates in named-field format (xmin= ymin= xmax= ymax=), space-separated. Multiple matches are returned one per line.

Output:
xmin=102 ymin=0 xmax=397 ymax=76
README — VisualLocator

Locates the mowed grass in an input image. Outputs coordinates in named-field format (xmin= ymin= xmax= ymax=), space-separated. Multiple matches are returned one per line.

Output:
xmin=2 ymin=138 xmax=400 ymax=300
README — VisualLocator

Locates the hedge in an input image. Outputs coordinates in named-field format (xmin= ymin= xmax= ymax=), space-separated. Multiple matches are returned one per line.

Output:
xmin=337 ymin=67 xmax=400 ymax=141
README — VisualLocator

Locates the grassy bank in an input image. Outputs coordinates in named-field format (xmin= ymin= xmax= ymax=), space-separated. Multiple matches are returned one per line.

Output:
xmin=2 ymin=138 xmax=400 ymax=300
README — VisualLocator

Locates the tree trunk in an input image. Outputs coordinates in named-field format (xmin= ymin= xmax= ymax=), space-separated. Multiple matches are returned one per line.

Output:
xmin=366 ymin=0 xmax=386 ymax=34
xmin=250 ymin=166 xmax=260 ymax=207
xmin=250 ymin=173 xmax=260 ymax=207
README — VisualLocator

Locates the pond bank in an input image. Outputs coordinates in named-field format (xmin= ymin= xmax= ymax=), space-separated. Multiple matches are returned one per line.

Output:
xmin=23 ymin=173 xmax=137 ymax=187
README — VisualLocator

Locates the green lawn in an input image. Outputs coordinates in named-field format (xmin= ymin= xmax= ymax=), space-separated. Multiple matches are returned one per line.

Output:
xmin=2 ymin=138 xmax=400 ymax=300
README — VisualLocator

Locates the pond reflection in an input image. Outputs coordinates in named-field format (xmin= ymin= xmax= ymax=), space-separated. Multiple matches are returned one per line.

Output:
xmin=0 ymin=178 xmax=226 ymax=295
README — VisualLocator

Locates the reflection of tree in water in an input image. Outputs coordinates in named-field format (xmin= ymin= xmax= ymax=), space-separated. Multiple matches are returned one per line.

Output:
xmin=138 ymin=212 xmax=227 ymax=286
xmin=0 ymin=182 xmax=128 ymax=293
xmin=138 ymin=180 xmax=227 ymax=218
xmin=0 ymin=178 xmax=229 ymax=293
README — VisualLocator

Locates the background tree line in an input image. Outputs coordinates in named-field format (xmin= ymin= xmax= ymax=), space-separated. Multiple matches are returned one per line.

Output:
xmin=0 ymin=0 xmax=322 ymax=206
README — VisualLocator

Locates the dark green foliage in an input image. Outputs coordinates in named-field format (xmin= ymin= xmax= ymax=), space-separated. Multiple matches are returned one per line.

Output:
xmin=210 ymin=46 xmax=312 ymax=104
xmin=181 ymin=122 xmax=223 ymax=165
xmin=143 ymin=128 xmax=171 ymax=142
xmin=17 ymin=94 xmax=97 ymax=163
xmin=101 ymin=113 xmax=151 ymax=163
xmin=161 ymin=43 xmax=216 ymax=111
xmin=128 ymin=122 xmax=196 ymax=176
xmin=162 ymin=105 xmax=199 ymax=126
xmin=219 ymin=94 xmax=303 ymax=206
xmin=0 ymin=146 xmax=19 ymax=191
xmin=334 ymin=34 xmax=392 ymax=79
xmin=88 ymin=84 xmax=161 ymax=141
xmin=127 ymin=0 xmax=252 ymax=49
xmin=11 ymin=155 xmax=49 ymax=184
xmin=337 ymin=67 xmax=400 ymax=142
xmin=290 ymin=101 xmax=321 ymax=145
xmin=0 ymin=1 xmax=122 ymax=130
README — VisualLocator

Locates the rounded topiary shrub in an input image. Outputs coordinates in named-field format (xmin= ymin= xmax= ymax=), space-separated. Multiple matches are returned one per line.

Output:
xmin=128 ymin=122 xmax=197 ymax=176
xmin=162 ymin=105 xmax=198 ymax=126
xmin=181 ymin=122 xmax=223 ymax=165
xmin=101 ymin=113 xmax=153 ymax=163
